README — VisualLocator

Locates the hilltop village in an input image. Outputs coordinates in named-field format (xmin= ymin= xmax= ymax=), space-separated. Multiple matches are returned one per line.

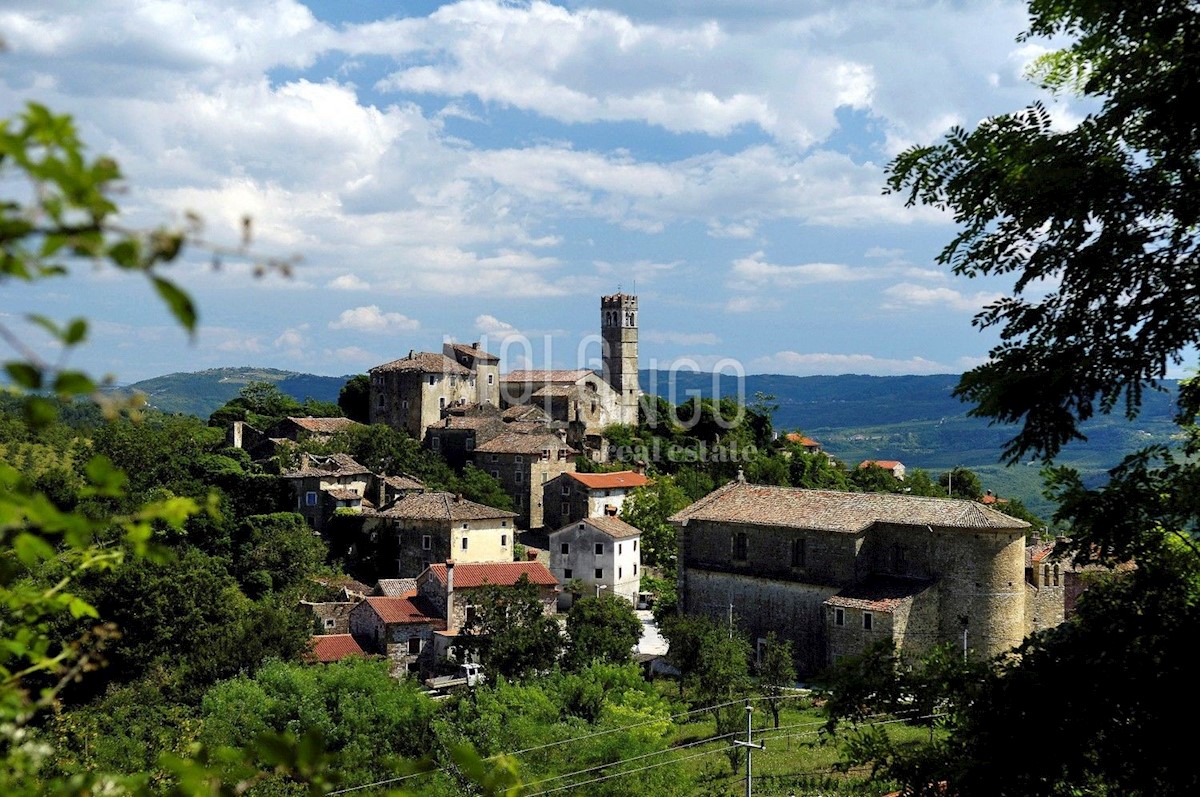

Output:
xmin=219 ymin=292 xmax=1082 ymax=682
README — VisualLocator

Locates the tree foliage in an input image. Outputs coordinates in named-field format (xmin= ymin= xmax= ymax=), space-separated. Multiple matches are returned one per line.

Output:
xmin=564 ymin=594 xmax=642 ymax=670
xmin=461 ymin=575 xmax=563 ymax=681
xmin=757 ymin=632 xmax=797 ymax=729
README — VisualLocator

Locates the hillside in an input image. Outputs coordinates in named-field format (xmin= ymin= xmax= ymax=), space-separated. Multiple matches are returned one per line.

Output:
xmin=120 ymin=366 xmax=1180 ymax=520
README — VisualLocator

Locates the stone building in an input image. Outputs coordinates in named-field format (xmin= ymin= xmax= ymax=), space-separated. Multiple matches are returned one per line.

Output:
xmin=361 ymin=491 xmax=518 ymax=578
xmin=280 ymin=453 xmax=374 ymax=531
xmin=600 ymin=292 xmax=641 ymax=427
xmin=425 ymin=403 xmax=553 ymax=469
xmin=416 ymin=560 xmax=559 ymax=634
xmin=349 ymin=593 xmax=445 ymax=676
xmin=858 ymin=460 xmax=906 ymax=480
xmin=471 ymin=432 xmax=578 ymax=529
xmin=227 ymin=415 xmax=364 ymax=460
xmin=368 ymin=350 xmax=492 ymax=440
xmin=671 ymin=478 xmax=1035 ymax=674
xmin=549 ymin=516 xmax=642 ymax=610
xmin=543 ymin=469 xmax=649 ymax=530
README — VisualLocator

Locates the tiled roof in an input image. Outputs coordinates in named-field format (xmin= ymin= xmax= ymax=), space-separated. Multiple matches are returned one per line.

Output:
xmin=531 ymin=385 xmax=576 ymax=398
xmin=377 ymin=491 xmax=517 ymax=521
xmin=431 ymin=415 xmax=506 ymax=432
xmin=670 ymin=481 xmax=1029 ymax=533
xmin=282 ymin=453 xmax=373 ymax=478
xmin=825 ymin=577 xmax=934 ymax=612
xmin=446 ymin=342 xmax=500 ymax=362
xmin=308 ymin=634 xmax=364 ymax=662
xmin=474 ymin=432 xmax=577 ymax=455
xmin=1028 ymin=540 xmax=1058 ymax=565
xmin=501 ymin=369 xmax=593 ymax=384
xmin=785 ymin=433 xmax=821 ymax=447
xmin=566 ymin=471 xmax=649 ymax=490
xmin=361 ymin=594 xmax=445 ymax=625
xmin=859 ymin=460 xmax=903 ymax=470
xmin=287 ymin=417 xmax=362 ymax=434
xmin=375 ymin=578 xmax=418 ymax=597
xmin=553 ymin=516 xmax=642 ymax=540
xmin=384 ymin=473 xmax=425 ymax=491
xmin=502 ymin=405 xmax=550 ymax=422
xmin=325 ymin=488 xmax=362 ymax=501
xmin=371 ymin=351 xmax=471 ymax=376
xmin=425 ymin=561 xmax=559 ymax=589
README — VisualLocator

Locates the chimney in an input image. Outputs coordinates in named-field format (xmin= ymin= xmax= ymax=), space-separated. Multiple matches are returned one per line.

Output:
xmin=634 ymin=459 xmax=647 ymax=475
xmin=378 ymin=476 xmax=386 ymax=508
xmin=527 ymin=548 xmax=538 ymax=562
xmin=456 ymin=493 xmax=464 ymax=503
xmin=472 ymin=341 xmax=480 ymax=350
xmin=445 ymin=559 xmax=455 ymax=625
xmin=408 ymin=349 xmax=414 ymax=359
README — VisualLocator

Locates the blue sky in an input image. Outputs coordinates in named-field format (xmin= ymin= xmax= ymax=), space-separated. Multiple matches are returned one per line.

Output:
xmin=1 ymin=0 xmax=1088 ymax=383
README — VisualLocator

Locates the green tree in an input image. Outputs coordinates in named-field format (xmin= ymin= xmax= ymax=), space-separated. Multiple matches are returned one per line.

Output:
xmin=940 ymin=466 xmax=982 ymax=501
xmin=462 ymin=575 xmax=563 ymax=681
xmin=757 ymin=632 xmax=797 ymax=729
xmin=337 ymin=374 xmax=371 ymax=424
xmin=621 ymin=475 xmax=690 ymax=570
xmin=564 ymin=594 xmax=642 ymax=670
xmin=849 ymin=463 xmax=904 ymax=494
xmin=232 ymin=512 xmax=327 ymax=597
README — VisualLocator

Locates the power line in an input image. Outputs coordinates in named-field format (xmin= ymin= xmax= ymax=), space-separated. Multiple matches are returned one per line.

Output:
xmin=520 ymin=731 xmax=741 ymax=789
xmin=522 ymin=743 xmax=741 ymax=797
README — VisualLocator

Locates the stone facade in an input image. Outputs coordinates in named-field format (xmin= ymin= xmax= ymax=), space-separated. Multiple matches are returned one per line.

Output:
xmin=349 ymin=595 xmax=444 ymax=676
xmin=672 ymin=480 xmax=1039 ymax=675
xmin=416 ymin=561 xmax=559 ymax=633
xmin=549 ymin=516 xmax=642 ymax=609
xmin=369 ymin=351 xmax=481 ymax=440
xmin=280 ymin=453 xmax=373 ymax=531
xmin=360 ymin=492 xmax=518 ymax=578
xmin=542 ymin=470 xmax=649 ymax=531
xmin=600 ymin=292 xmax=641 ymax=426
xmin=472 ymin=432 xmax=577 ymax=529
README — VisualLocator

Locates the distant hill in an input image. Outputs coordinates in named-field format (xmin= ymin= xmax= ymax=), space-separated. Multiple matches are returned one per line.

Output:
xmin=123 ymin=367 xmax=355 ymax=417
xmin=120 ymin=366 xmax=1181 ymax=521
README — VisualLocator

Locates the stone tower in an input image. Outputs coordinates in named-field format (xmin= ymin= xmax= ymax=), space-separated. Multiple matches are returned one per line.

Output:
xmin=601 ymin=292 xmax=640 ymax=425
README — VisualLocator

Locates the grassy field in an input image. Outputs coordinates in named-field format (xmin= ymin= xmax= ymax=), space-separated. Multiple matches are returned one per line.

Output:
xmin=650 ymin=683 xmax=929 ymax=797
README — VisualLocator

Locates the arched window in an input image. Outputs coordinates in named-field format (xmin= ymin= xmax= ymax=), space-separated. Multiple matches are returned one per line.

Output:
xmin=1052 ymin=564 xmax=1060 ymax=587
xmin=1044 ymin=564 xmax=1050 ymax=585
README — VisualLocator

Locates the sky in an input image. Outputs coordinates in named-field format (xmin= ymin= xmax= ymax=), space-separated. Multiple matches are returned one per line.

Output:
xmin=0 ymin=0 xmax=1087 ymax=384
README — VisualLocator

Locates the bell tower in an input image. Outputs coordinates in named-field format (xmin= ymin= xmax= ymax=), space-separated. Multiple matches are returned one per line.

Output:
xmin=601 ymin=292 xmax=640 ymax=425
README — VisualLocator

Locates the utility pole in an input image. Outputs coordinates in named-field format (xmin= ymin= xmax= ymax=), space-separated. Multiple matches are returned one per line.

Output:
xmin=733 ymin=703 xmax=764 ymax=797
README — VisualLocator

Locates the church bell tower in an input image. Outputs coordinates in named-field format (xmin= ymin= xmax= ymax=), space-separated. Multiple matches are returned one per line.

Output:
xmin=601 ymin=292 xmax=641 ymax=426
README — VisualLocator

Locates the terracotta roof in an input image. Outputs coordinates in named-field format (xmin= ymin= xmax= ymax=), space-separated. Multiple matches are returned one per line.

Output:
xmin=287 ymin=416 xmax=362 ymax=434
xmin=1029 ymin=540 xmax=1058 ymax=564
xmin=501 ymin=369 xmax=593 ymax=384
xmin=282 ymin=453 xmax=373 ymax=479
xmin=531 ymin=385 xmax=577 ymax=398
xmin=825 ymin=577 xmax=934 ymax=612
xmin=383 ymin=473 xmax=425 ymax=491
xmin=375 ymin=578 xmax=418 ymax=597
xmin=566 ymin=471 xmax=649 ymax=490
xmin=446 ymin=342 xmax=500 ymax=362
xmin=785 ymin=433 xmax=821 ymax=447
xmin=361 ymin=594 xmax=445 ymax=625
xmin=371 ymin=351 xmax=470 ymax=376
xmin=553 ymin=516 xmax=643 ymax=540
xmin=308 ymin=634 xmax=364 ymax=662
xmin=377 ymin=491 xmax=517 ymax=521
xmin=425 ymin=561 xmax=559 ymax=589
xmin=474 ymin=432 xmax=577 ymax=455
xmin=670 ymin=481 xmax=1029 ymax=533
xmin=859 ymin=460 xmax=903 ymax=470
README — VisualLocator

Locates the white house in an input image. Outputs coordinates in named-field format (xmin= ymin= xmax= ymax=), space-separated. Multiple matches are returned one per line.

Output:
xmin=549 ymin=515 xmax=642 ymax=610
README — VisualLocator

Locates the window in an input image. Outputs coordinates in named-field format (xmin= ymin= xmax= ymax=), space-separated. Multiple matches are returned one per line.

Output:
xmin=465 ymin=605 xmax=477 ymax=624
xmin=594 ymin=568 xmax=603 ymax=579
xmin=732 ymin=532 xmax=748 ymax=560
xmin=791 ymin=538 xmax=806 ymax=567
xmin=633 ymin=540 xmax=637 ymax=552
xmin=431 ymin=436 xmax=441 ymax=451
xmin=491 ymin=454 xmax=499 ymax=463
xmin=863 ymin=611 xmax=874 ymax=631
xmin=835 ymin=608 xmax=845 ymax=627
xmin=561 ymin=484 xmax=571 ymax=496
xmin=1052 ymin=564 xmax=1060 ymax=587
xmin=491 ymin=470 xmax=500 ymax=478
xmin=501 ymin=520 xmax=507 ymax=527
xmin=594 ymin=543 xmax=604 ymax=555
xmin=633 ymin=564 xmax=638 ymax=576
xmin=541 ymin=449 xmax=550 ymax=461
xmin=429 ymin=375 xmax=436 ymax=385
xmin=564 ymin=568 xmax=573 ymax=579
xmin=461 ymin=538 xmax=469 ymax=550
xmin=422 ymin=535 xmax=431 ymax=550
xmin=514 ymin=471 xmax=523 ymax=484
xmin=305 ymin=491 xmax=318 ymax=507
xmin=466 ymin=439 xmax=475 ymax=451
xmin=501 ymin=534 xmax=507 ymax=546
xmin=462 ymin=522 xmax=469 ymax=529
xmin=323 ymin=618 xmax=336 ymax=629
xmin=618 ymin=567 xmax=622 ymax=579
xmin=488 ymin=374 xmax=495 ymax=385
xmin=618 ymin=543 xmax=623 ymax=554
xmin=515 ymin=455 xmax=523 ymax=464
xmin=561 ymin=543 xmax=570 ymax=555
xmin=439 ymin=396 xmax=446 ymax=409
xmin=402 ymin=400 xmax=409 ymax=411
xmin=407 ymin=637 xmax=421 ymax=655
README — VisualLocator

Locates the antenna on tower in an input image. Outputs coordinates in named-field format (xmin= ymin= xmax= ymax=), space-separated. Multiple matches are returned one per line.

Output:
xmin=616 ymin=283 xmax=622 ymax=294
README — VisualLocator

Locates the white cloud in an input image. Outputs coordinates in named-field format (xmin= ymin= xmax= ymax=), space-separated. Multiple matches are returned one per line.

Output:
xmin=729 ymin=251 xmax=870 ymax=291
xmin=328 ymin=273 xmax=371 ymax=291
xmin=643 ymin=330 xmax=720 ymax=346
xmin=865 ymin=246 xmax=904 ymax=259
xmin=274 ymin=327 xmax=307 ymax=349
xmin=880 ymin=283 xmax=1004 ymax=313
xmin=725 ymin=296 xmax=783 ymax=313
xmin=328 ymin=346 xmax=378 ymax=363
xmin=330 ymin=305 xmax=421 ymax=333
xmin=475 ymin=314 xmax=521 ymax=338
xmin=750 ymin=350 xmax=950 ymax=376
